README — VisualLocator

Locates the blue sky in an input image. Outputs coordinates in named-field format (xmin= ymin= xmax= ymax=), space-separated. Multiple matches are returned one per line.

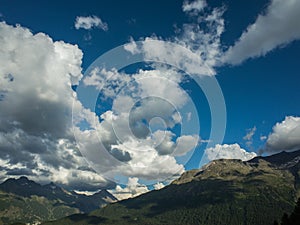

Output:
xmin=0 ymin=0 xmax=300 ymax=196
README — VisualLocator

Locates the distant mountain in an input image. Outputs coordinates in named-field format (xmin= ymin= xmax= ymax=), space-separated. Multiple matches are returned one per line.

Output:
xmin=0 ymin=177 xmax=117 ymax=225
xmin=43 ymin=150 xmax=300 ymax=225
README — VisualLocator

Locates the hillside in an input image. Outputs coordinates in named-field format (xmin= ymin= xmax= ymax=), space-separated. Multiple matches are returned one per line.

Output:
xmin=43 ymin=150 xmax=300 ymax=225
xmin=0 ymin=177 xmax=117 ymax=225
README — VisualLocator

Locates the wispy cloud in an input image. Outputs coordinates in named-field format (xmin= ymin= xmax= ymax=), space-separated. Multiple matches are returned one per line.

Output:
xmin=224 ymin=0 xmax=300 ymax=65
xmin=243 ymin=126 xmax=256 ymax=148
xmin=182 ymin=0 xmax=207 ymax=13
xmin=124 ymin=4 xmax=225 ymax=77
xmin=260 ymin=135 xmax=267 ymax=141
xmin=75 ymin=15 xmax=108 ymax=31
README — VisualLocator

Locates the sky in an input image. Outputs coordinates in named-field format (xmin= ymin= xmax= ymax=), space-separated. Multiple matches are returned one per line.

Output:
xmin=0 ymin=0 xmax=300 ymax=199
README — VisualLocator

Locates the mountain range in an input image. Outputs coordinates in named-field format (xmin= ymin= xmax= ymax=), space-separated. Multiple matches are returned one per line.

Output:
xmin=0 ymin=177 xmax=117 ymax=225
xmin=1 ymin=150 xmax=300 ymax=225
xmin=41 ymin=150 xmax=300 ymax=225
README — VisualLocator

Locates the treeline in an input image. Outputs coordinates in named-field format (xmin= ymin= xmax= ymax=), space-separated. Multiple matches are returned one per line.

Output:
xmin=274 ymin=198 xmax=300 ymax=225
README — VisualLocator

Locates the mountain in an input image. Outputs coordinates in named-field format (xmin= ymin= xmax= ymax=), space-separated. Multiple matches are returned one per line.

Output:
xmin=0 ymin=177 xmax=117 ymax=225
xmin=43 ymin=150 xmax=300 ymax=225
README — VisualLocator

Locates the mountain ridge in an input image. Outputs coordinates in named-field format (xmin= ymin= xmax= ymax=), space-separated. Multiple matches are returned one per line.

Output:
xmin=0 ymin=177 xmax=117 ymax=225
xmin=42 ymin=149 xmax=300 ymax=225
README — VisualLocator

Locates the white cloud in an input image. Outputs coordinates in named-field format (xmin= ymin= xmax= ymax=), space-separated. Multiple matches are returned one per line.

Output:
xmin=0 ymin=22 xmax=111 ymax=190
xmin=110 ymin=177 xmax=149 ymax=200
xmin=107 ymin=138 xmax=185 ymax=180
xmin=0 ymin=21 xmax=82 ymax=138
xmin=182 ymin=0 xmax=207 ymax=13
xmin=186 ymin=112 xmax=192 ymax=122
xmin=153 ymin=182 xmax=165 ymax=190
xmin=124 ymin=6 xmax=225 ymax=77
xmin=173 ymin=135 xmax=199 ymax=156
xmin=265 ymin=116 xmax=300 ymax=152
xmin=83 ymin=67 xmax=132 ymax=98
xmin=124 ymin=37 xmax=140 ymax=54
xmin=73 ymin=1 xmax=225 ymax=185
xmin=0 ymin=0 xmax=228 ymax=192
xmin=260 ymin=135 xmax=267 ymax=141
xmin=204 ymin=144 xmax=257 ymax=161
xmin=75 ymin=15 xmax=108 ymax=31
xmin=73 ymin=101 xmax=188 ymax=183
xmin=133 ymin=69 xmax=186 ymax=106
xmin=243 ymin=126 xmax=256 ymax=141
xmin=224 ymin=0 xmax=300 ymax=65
xmin=243 ymin=126 xmax=256 ymax=147
xmin=80 ymin=66 xmax=199 ymax=181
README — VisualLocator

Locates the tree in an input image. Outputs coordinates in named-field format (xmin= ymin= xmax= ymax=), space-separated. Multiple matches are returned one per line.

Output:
xmin=280 ymin=198 xmax=300 ymax=225
xmin=281 ymin=213 xmax=290 ymax=225
xmin=289 ymin=198 xmax=300 ymax=225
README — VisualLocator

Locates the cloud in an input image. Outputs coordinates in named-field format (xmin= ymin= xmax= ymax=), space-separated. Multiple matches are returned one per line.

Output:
xmin=182 ymin=0 xmax=207 ymax=13
xmin=124 ymin=5 xmax=225 ymax=77
xmin=97 ymin=133 xmax=186 ymax=180
xmin=186 ymin=112 xmax=192 ymax=122
xmin=124 ymin=37 xmax=140 ymax=54
xmin=172 ymin=135 xmax=199 ymax=156
xmin=153 ymin=182 xmax=165 ymax=190
xmin=76 ymin=3 xmax=214 ymax=182
xmin=0 ymin=21 xmax=81 ymax=140
xmin=243 ymin=126 xmax=256 ymax=147
xmin=224 ymin=0 xmax=300 ymax=65
xmin=204 ymin=144 xmax=257 ymax=161
xmin=75 ymin=15 xmax=108 ymax=31
xmin=260 ymin=135 xmax=267 ymax=141
xmin=83 ymin=67 xmax=132 ymax=98
xmin=110 ymin=177 xmax=149 ymax=200
xmin=243 ymin=126 xmax=256 ymax=141
xmin=126 ymin=18 xmax=136 ymax=25
xmin=80 ymin=66 xmax=200 ymax=181
xmin=265 ymin=116 xmax=300 ymax=152
xmin=0 ymin=22 xmax=111 ymax=190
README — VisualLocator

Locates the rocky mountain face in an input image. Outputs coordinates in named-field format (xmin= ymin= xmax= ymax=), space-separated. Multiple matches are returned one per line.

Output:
xmin=43 ymin=150 xmax=300 ymax=225
xmin=0 ymin=177 xmax=117 ymax=225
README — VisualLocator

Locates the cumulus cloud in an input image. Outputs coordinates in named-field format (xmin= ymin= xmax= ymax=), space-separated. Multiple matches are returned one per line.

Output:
xmin=265 ymin=116 xmax=300 ymax=152
xmin=153 ymin=182 xmax=165 ymax=190
xmin=204 ymin=144 xmax=257 ymax=161
xmin=0 ymin=22 xmax=110 ymax=190
xmin=79 ymin=66 xmax=199 ymax=181
xmin=110 ymin=177 xmax=149 ymax=200
xmin=224 ymin=0 xmax=300 ymax=65
xmin=74 ymin=3 xmax=210 ymax=182
xmin=75 ymin=15 xmax=108 ymax=31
